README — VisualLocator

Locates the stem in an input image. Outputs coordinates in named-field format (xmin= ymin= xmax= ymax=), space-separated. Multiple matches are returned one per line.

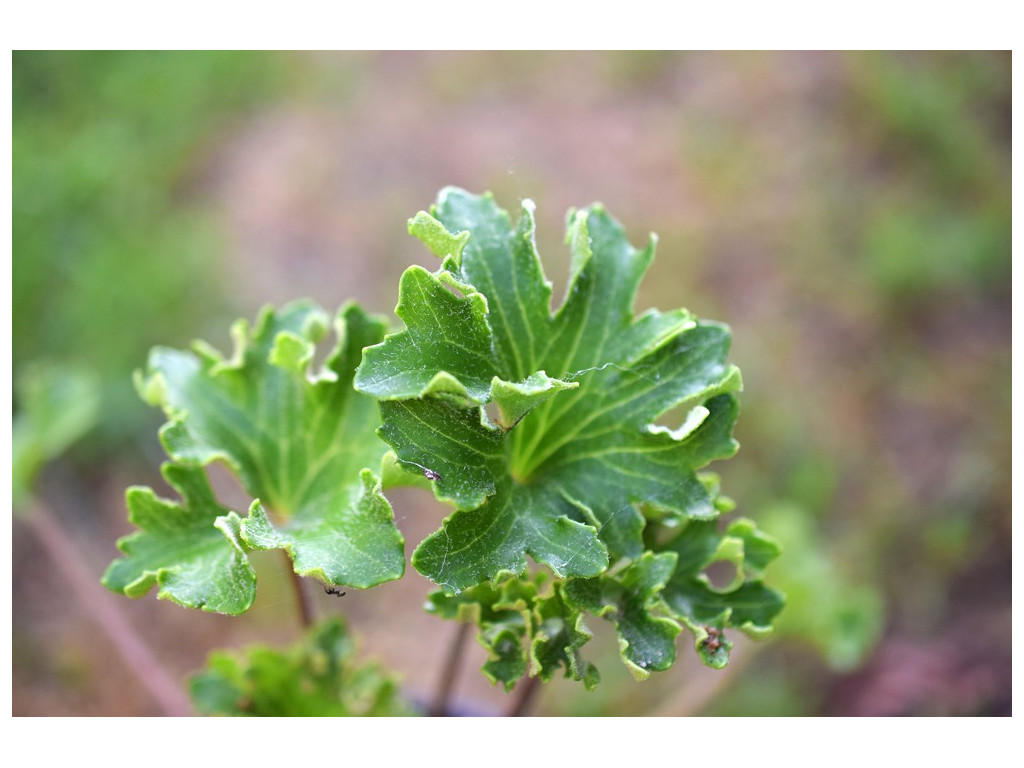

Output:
xmin=283 ymin=553 xmax=314 ymax=629
xmin=506 ymin=674 xmax=542 ymax=717
xmin=430 ymin=621 xmax=470 ymax=716
xmin=23 ymin=500 xmax=193 ymax=716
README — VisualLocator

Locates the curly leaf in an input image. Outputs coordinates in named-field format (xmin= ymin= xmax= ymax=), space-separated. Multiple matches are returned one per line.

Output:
xmin=102 ymin=463 xmax=257 ymax=614
xmin=190 ymin=617 xmax=413 ymax=716
xmin=658 ymin=515 xmax=786 ymax=667
xmin=426 ymin=575 xmax=537 ymax=691
xmin=427 ymin=573 xmax=598 ymax=690
xmin=356 ymin=189 xmax=742 ymax=594
xmin=563 ymin=553 xmax=682 ymax=680
xmin=531 ymin=583 xmax=599 ymax=689
xmin=107 ymin=301 xmax=404 ymax=610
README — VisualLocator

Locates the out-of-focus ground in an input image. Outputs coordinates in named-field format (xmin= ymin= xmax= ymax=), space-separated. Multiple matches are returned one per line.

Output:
xmin=12 ymin=51 xmax=1011 ymax=716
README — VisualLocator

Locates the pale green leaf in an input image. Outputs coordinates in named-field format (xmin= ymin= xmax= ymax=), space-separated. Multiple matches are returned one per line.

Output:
xmin=105 ymin=301 xmax=404 ymax=611
xmin=190 ymin=617 xmax=414 ymax=716
xmin=12 ymin=361 xmax=100 ymax=509
xmin=102 ymin=463 xmax=257 ymax=615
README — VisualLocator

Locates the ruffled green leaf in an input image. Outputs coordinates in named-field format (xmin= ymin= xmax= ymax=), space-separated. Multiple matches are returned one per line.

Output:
xmin=427 ymin=573 xmax=598 ymax=691
xmin=564 ymin=553 xmax=682 ymax=680
xmin=356 ymin=189 xmax=742 ymax=595
xmin=190 ymin=617 xmax=414 ymax=716
xmin=658 ymin=515 xmax=786 ymax=667
xmin=531 ymin=583 xmax=599 ymax=689
xmin=102 ymin=464 xmax=257 ymax=614
xmin=426 ymin=576 xmax=536 ymax=691
xmin=105 ymin=301 xmax=405 ymax=612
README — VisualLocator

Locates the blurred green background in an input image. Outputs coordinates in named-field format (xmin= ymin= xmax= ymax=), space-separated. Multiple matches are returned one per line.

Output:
xmin=12 ymin=51 xmax=1011 ymax=716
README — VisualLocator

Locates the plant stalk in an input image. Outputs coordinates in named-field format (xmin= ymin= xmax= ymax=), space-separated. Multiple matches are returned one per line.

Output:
xmin=430 ymin=621 xmax=470 ymax=716
xmin=506 ymin=673 xmax=542 ymax=717
xmin=23 ymin=500 xmax=193 ymax=716
xmin=283 ymin=553 xmax=314 ymax=629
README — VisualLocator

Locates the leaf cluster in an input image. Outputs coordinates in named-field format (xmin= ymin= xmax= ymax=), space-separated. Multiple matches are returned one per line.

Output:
xmin=104 ymin=188 xmax=784 ymax=701
xmin=356 ymin=189 xmax=784 ymax=682
xmin=102 ymin=302 xmax=404 ymax=614
xmin=190 ymin=618 xmax=412 ymax=716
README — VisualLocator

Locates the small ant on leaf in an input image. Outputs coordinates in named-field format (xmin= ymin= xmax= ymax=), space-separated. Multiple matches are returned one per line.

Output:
xmin=324 ymin=586 xmax=346 ymax=597
xmin=400 ymin=459 xmax=442 ymax=482
xmin=702 ymin=625 xmax=723 ymax=653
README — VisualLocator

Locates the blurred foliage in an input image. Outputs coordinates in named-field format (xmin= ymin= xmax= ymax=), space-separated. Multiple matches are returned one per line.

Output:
xmin=845 ymin=53 xmax=1008 ymax=618
xmin=13 ymin=51 xmax=293 ymax=445
xmin=848 ymin=52 xmax=1010 ymax=300
xmin=190 ymin=617 xmax=415 ymax=716
xmin=12 ymin=361 xmax=100 ymax=509
xmin=589 ymin=50 xmax=1009 ymax=715
xmin=757 ymin=502 xmax=884 ymax=672
xmin=702 ymin=654 xmax=821 ymax=717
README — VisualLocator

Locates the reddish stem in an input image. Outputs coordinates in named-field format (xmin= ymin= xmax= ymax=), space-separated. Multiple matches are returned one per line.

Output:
xmin=430 ymin=621 xmax=470 ymax=716
xmin=23 ymin=501 xmax=193 ymax=716
xmin=506 ymin=674 xmax=542 ymax=717
xmin=283 ymin=553 xmax=314 ymax=629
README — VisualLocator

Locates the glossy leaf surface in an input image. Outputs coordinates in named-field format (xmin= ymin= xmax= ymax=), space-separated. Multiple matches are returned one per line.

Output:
xmin=564 ymin=552 xmax=682 ymax=679
xmin=104 ymin=301 xmax=405 ymax=613
xmin=357 ymin=189 xmax=742 ymax=596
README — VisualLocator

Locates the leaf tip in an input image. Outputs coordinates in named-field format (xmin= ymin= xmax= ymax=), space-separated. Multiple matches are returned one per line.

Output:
xmin=133 ymin=352 xmax=175 ymax=408
xmin=408 ymin=209 xmax=470 ymax=265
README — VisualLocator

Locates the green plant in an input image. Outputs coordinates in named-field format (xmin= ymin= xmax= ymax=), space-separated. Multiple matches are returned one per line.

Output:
xmin=191 ymin=617 xmax=412 ymax=717
xmin=13 ymin=361 xmax=100 ymax=509
xmin=102 ymin=188 xmax=785 ymax=715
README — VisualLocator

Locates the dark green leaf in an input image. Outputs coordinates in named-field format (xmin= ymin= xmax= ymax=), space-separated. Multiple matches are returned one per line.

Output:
xmin=659 ymin=516 xmax=786 ymax=667
xmin=564 ymin=553 xmax=682 ymax=679
xmin=426 ymin=575 xmax=536 ymax=691
xmin=531 ymin=583 xmax=599 ymax=689
xmin=357 ymin=189 xmax=742 ymax=596
xmin=427 ymin=573 xmax=599 ymax=690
